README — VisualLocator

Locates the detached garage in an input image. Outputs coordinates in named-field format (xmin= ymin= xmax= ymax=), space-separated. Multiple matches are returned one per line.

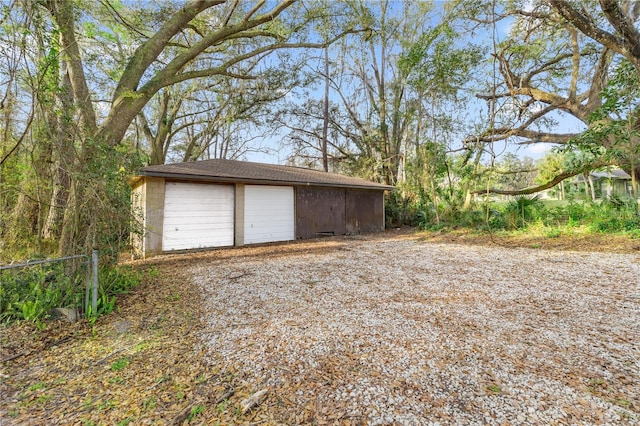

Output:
xmin=130 ymin=159 xmax=392 ymax=258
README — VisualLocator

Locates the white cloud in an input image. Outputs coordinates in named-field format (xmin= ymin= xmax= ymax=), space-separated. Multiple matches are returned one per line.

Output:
xmin=526 ymin=142 xmax=553 ymax=157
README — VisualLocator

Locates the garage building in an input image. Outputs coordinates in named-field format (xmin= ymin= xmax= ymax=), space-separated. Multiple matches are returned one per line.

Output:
xmin=130 ymin=159 xmax=392 ymax=258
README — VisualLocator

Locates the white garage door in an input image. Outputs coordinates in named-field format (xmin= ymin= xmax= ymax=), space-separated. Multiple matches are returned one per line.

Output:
xmin=163 ymin=182 xmax=234 ymax=251
xmin=244 ymin=185 xmax=294 ymax=244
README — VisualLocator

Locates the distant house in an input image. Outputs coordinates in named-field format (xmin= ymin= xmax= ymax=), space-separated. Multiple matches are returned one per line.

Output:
xmin=573 ymin=168 xmax=633 ymax=199
xmin=130 ymin=159 xmax=393 ymax=258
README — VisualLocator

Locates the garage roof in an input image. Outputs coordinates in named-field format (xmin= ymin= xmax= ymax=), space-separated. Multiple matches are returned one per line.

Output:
xmin=137 ymin=159 xmax=393 ymax=190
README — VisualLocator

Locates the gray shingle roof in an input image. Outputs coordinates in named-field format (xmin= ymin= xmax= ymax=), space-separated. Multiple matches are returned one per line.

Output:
xmin=138 ymin=159 xmax=393 ymax=190
xmin=590 ymin=168 xmax=631 ymax=180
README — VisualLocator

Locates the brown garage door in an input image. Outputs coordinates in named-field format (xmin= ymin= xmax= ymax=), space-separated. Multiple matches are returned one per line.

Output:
xmin=295 ymin=187 xmax=346 ymax=239
xmin=346 ymin=189 xmax=384 ymax=234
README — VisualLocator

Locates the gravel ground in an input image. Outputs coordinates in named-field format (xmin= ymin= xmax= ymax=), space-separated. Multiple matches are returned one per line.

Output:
xmin=195 ymin=236 xmax=640 ymax=425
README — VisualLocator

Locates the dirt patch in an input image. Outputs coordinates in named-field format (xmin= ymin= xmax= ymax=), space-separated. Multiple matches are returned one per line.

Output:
xmin=1 ymin=229 xmax=639 ymax=425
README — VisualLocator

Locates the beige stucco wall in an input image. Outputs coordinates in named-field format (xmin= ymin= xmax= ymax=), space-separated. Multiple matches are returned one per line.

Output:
xmin=131 ymin=176 xmax=165 ymax=258
xmin=131 ymin=180 xmax=146 ymax=257
xmin=234 ymin=183 xmax=245 ymax=246
xmin=143 ymin=177 xmax=165 ymax=257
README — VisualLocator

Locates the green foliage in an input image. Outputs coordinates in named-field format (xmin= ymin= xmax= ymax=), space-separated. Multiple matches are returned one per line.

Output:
xmin=86 ymin=265 xmax=142 ymax=319
xmin=627 ymin=228 xmax=640 ymax=239
xmin=536 ymin=152 xmax=565 ymax=185
xmin=188 ymin=404 xmax=206 ymax=423
xmin=486 ymin=384 xmax=502 ymax=394
xmin=388 ymin=183 xmax=639 ymax=237
xmin=504 ymin=195 xmax=542 ymax=229
xmin=0 ymin=262 xmax=144 ymax=325
xmin=587 ymin=197 xmax=640 ymax=233
xmin=486 ymin=197 xmax=637 ymax=232
xmin=78 ymin=142 xmax=146 ymax=263
xmin=87 ymin=265 xmax=141 ymax=318
xmin=111 ymin=357 xmax=130 ymax=372
xmin=385 ymin=189 xmax=424 ymax=227
xmin=99 ymin=265 xmax=141 ymax=295
xmin=387 ymin=184 xmax=490 ymax=231
xmin=400 ymin=22 xmax=483 ymax=97
xmin=0 ymin=263 xmax=84 ymax=324
xmin=494 ymin=153 xmax=537 ymax=191
xmin=564 ymin=59 xmax=640 ymax=174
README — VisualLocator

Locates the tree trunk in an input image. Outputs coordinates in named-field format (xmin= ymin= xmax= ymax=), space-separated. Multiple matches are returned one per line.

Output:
xmin=430 ymin=92 xmax=439 ymax=224
xmin=40 ymin=0 xmax=300 ymax=256
xmin=430 ymin=179 xmax=440 ymax=225
xmin=463 ymin=147 xmax=484 ymax=210
xmin=57 ymin=179 xmax=80 ymax=256
xmin=587 ymin=173 xmax=597 ymax=200
xmin=42 ymin=60 xmax=73 ymax=240
xmin=42 ymin=172 xmax=70 ymax=240
xmin=45 ymin=0 xmax=97 ymax=138
xmin=625 ymin=158 xmax=639 ymax=199
xmin=321 ymin=45 xmax=329 ymax=172
xmin=7 ymin=193 xmax=39 ymax=243
xmin=582 ymin=173 xmax=590 ymax=200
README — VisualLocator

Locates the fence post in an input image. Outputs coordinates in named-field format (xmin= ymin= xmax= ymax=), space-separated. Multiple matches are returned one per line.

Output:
xmin=92 ymin=249 xmax=98 ymax=314
xmin=85 ymin=257 xmax=91 ymax=317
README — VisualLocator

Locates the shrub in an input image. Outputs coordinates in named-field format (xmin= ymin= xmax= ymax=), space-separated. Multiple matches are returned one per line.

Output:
xmin=385 ymin=189 xmax=427 ymax=227
xmin=585 ymin=197 xmax=640 ymax=233
xmin=0 ymin=263 xmax=84 ymax=325
xmin=503 ymin=195 xmax=543 ymax=229
xmin=0 ymin=262 xmax=144 ymax=325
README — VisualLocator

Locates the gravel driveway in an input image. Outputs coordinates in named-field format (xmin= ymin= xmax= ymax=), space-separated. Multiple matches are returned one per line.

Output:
xmin=194 ymin=236 xmax=640 ymax=425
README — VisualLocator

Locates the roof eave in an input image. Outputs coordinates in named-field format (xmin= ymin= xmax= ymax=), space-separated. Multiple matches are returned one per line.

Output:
xmin=129 ymin=175 xmax=144 ymax=187
xmin=138 ymin=171 xmax=394 ymax=191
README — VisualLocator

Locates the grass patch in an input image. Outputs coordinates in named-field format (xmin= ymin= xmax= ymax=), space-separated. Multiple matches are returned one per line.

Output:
xmin=142 ymin=396 xmax=156 ymax=411
xmin=35 ymin=394 xmax=53 ymax=404
xmin=110 ymin=357 xmax=130 ymax=372
xmin=187 ymin=404 xmax=206 ymax=423
xmin=613 ymin=398 xmax=632 ymax=408
xmin=486 ymin=384 xmax=502 ymax=394
xmin=28 ymin=382 xmax=46 ymax=392
xmin=96 ymin=399 xmax=117 ymax=411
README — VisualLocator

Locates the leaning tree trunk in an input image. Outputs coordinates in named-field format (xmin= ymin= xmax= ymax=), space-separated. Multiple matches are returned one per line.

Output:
xmin=45 ymin=0 xmax=100 ymax=256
